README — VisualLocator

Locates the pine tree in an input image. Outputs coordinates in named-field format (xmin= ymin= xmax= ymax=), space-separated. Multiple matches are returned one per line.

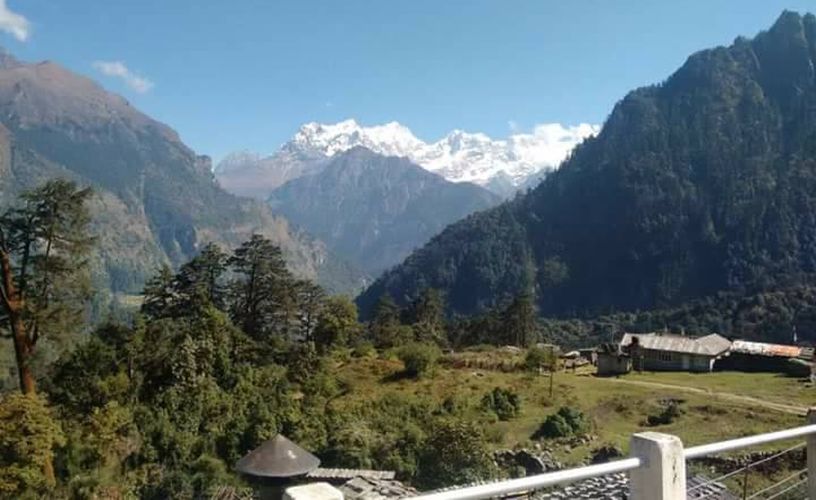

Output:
xmin=176 ymin=243 xmax=228 ymax=311
xmin=293 ymin=280 xmax=325 ymax=342
xmin=0 ymin=180 xmax=94 ymax=394
xmin=501 ymin=291 xmax=538 ymax=347
xmin=141 ymin=265 xmax=176 ymax=319
xmin=369 ymin=294 xmax=405 ymax=347
xmin=0 ymin=179 xmax=93 ymax=485
xmin=228 ymin=234 xmax=295 ymax=341
xmin=410 ymin=288 xmax=447 ymax=345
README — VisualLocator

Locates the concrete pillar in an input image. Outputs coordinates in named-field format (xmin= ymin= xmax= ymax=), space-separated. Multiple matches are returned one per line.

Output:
xmin=808 ymin=408 xmax=816 ymax=498
xmin=284 ymin=482 xmax=344 ymax=500
xmin=629 ymin=432 xmax=686 ymax=500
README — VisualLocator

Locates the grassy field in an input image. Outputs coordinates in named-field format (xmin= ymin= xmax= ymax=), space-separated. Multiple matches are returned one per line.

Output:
xmin=331 ymin=352 xmax=812 ymax=465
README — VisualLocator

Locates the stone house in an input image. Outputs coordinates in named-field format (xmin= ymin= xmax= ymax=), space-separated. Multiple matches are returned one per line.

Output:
xmin=620 ymin=332 xmax=731 ymax=373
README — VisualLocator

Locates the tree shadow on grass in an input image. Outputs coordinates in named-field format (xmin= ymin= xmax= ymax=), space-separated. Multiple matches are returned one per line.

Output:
xmin=380 ymin=370 xmax=414 ymax=383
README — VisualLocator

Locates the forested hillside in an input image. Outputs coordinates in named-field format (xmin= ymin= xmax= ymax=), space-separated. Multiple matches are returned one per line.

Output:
xmin=359 ymin=11 xmax=816 ymax=342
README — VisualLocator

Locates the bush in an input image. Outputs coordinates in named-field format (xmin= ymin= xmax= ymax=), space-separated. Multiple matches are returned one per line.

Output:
xmin=416 ymin=419 xmax=497 ymax=490
xmin=481 ymin=387 xmax=522 ymax=421
xmin=532 ymin=406 xmax=587 ymax=439
xmin=646 ymin=400 xmax=682 ymax=426
xmin=352 ymin=341 xmax=377 ymax=358
xmin=397 ymin=342 xmax=441 ymax=378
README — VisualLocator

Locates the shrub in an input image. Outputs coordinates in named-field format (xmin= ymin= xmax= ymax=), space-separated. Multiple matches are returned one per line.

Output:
xmin=397 ymin=342 xmax=441 ymax=378
xmin=352 ymin=341 xmax=377 ymax=358
xmin=532 ymin=406 xmax=587 ymax=439
xmin=416 ymin=419 xmax=497 ymax=490
xmin=646 ymin=400 xmax=682 ymax=426
xmin=481 ymin=387 xmax=522 ymax=421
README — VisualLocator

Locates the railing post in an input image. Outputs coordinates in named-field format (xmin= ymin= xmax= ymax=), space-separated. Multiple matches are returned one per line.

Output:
xmin=808 ymin=408 xmax=816 ymax=498
xmin=629 ymin=432 xmax=686 ymax=500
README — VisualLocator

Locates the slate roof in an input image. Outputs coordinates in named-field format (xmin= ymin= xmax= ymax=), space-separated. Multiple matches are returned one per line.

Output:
xmin=533 ymin=473 xmax=737 ymax=500
xmin=307 ymin=468 xmax=396 ymax=481
xmin=234 ymin=434 xmax=320 ymax=478
xmin=621 ymin=332 xmax=731 ymax=356
xmin=339 ymin=476 xmax=418 ymax=499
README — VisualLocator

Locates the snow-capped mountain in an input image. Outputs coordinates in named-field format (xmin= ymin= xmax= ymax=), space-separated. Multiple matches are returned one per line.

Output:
xmin=215 ymin=119 xmax=599 ymax=198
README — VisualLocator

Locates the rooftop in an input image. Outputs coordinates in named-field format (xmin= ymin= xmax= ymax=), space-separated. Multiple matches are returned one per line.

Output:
xmin=234 ymin=434 xmax=321 ymax=478
xmin=621 ymin=332 xmax=731 ymax=356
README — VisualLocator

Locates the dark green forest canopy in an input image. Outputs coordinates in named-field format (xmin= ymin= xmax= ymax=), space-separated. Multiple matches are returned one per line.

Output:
xmin=358 ymin=11 xmax=816 ymax=343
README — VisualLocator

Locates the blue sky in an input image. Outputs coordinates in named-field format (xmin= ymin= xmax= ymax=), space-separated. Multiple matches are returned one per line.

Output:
xmin=1 ymin=0 xmax=814 ymax=161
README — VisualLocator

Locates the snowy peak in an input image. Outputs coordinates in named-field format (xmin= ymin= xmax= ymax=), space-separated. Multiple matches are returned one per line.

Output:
xmin=291 ymin=119 xmax=424 ymax=158
xmin=215 ymin=119 xmax=599 ymax=198
xmin=287 ymin=119 xmax=600 ymax=189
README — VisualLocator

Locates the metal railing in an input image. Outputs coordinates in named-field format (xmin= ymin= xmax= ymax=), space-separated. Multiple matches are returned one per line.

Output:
xmin=411 ymin=408 xmax=816 ymax=500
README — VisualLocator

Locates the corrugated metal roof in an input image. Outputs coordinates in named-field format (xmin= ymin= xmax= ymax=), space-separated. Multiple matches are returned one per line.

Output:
xmin=729 ymin=340 xmax=803 ymax=358
xmin=621 ymin=333 xmax=731 ymax=356
xmin=307 ymin=468 xmax=396 ymax=480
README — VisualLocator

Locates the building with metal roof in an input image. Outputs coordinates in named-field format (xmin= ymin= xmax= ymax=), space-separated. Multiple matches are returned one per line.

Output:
xmin=619 ymin=332 xmax=731 ymax=372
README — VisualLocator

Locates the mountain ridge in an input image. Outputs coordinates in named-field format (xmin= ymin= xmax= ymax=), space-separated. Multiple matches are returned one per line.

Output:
xmin=215 ymin=119 xmax=599 ymax=199
xmin=356 ymin=10 xmax=816 ymax=334
xmin=0 ymin=50 xmax=364 ymax=296
xmin=267 ymin=146 xmax=500 ymax=276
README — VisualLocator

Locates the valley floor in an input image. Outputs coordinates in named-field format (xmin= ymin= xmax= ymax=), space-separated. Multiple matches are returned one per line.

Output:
xmin=332 ymin=352 xmax=812 ymax=472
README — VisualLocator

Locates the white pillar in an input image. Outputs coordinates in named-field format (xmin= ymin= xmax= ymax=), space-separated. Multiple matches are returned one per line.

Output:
xmin=808 ymin=408 xmax=816 ymax=498
xmin=629 ymin=432 xmax=686 ymax=500
xmin=284 ymin=482 xmax=344 ymax=500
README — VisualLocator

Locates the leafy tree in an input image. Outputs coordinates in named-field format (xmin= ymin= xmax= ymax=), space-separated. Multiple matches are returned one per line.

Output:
xmin=314 ymin=296 xmax=363 ymax=351
xmin=0 ymin=393 xmax=65 ymax=495
xmin=45 ymin=336 xmax=122 ymax=415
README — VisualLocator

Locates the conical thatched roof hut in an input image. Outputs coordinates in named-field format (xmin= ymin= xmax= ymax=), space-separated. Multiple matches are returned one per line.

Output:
xmin=235 ymin=434 xmax=321 ymax=479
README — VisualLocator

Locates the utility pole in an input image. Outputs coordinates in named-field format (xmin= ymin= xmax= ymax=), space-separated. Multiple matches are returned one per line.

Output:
xmin=549 ymin=345 xmax=555 ymax=399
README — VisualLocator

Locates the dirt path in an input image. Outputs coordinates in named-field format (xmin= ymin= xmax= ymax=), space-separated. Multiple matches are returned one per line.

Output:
xmin=604 ymin=377 xmax=808 ymax=416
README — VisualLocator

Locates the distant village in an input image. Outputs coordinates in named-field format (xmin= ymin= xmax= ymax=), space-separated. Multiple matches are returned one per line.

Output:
xmin=587 ymin=331 xmax=814 ymax=378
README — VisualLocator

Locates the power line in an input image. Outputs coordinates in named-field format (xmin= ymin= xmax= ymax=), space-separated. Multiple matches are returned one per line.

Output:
xmin=763 ymin=477 xmax=807 ymax=500
xmin=745 ymin=468 xmax=806 ymax=500
xmin=687 ymin=442 xmax=805 ymax=494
